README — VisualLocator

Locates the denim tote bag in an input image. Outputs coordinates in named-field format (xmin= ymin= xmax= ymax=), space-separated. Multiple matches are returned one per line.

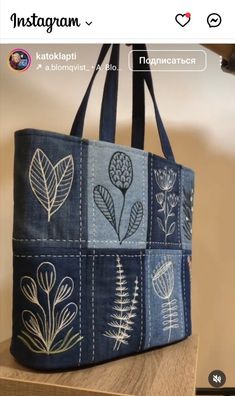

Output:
xmin=11 ymin=44 xmax=194 ymax=370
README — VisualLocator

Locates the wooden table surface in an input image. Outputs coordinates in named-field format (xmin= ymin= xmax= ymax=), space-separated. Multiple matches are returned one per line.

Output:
xmin=0 ymin=336 xmax=198 ymax=396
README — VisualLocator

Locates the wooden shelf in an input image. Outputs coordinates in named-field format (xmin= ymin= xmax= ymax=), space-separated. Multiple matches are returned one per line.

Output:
xmin=0 ymin=336 xmax=198 ymax=396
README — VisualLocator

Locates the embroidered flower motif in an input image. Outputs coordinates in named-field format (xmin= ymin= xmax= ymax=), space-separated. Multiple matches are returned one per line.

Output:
xmin=18 ymin=262 xmax=83 ymax=355
xmin=109 ymin=151 xmax=133 ymax=192
xmin=167 ymin=193 xmax=179 ymax=208
xmin=154 ymin=167 xmax=179 ymax=243
xmin=156 ymin=192 xmax=164 ymax=206
xmin=154 ymin=167 xmax=177 ymax=192
xmin=94 ymin=151 xmax=143 ymax=244
xmin=152 ymin=258 xmax=179 ymax=342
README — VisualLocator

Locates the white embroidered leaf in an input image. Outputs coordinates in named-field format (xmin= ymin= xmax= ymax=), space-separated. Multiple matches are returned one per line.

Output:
xmin=29 ymin=149 xmax=57 ymax=222
xmin=22 ymin=310 xmax=42 ymax=337
xmin=157 ymin=217 xmax=165 ymax=232
xmin=93 ymin=185 xmax=117 ymax=230
xmin=122 ymin=201 xmax=143 ymax=241
xmin=54 ymin=276 xmax=74 ymax=305
xmin=103 ymin=257 xmax=139 ymax=351
xmin=57 ymin=302 xmax=78 ymax=331
xmin=20 ymin=276 xmax=39 ymax=305
xmin=51 ymin=155 xmax=74 ymax=216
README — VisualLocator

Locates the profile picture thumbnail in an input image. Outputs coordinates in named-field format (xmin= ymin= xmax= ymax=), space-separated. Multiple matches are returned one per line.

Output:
xmin=8 ymin=48 xmax=31 ymax=72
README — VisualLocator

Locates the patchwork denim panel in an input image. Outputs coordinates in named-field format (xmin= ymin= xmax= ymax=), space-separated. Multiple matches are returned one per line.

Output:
xmin=144 ymin=249 xmax=185 ymax=349
xmin=182 ymin=252 xmax=192 ymax=337
xmin=87 ymin=140 xmax=148 ymax=249
xmin=10 ymin=254 xmax=85 ymax=370
xmin=84 ymin=250 xmax=145 ymax=363
xmin=180 ymin=167 xmax=195 ymax=250
xmin=13 ymin=130 xmax=88 ymax=249
xmin=147 ymin=154 xmax=182 ymax=249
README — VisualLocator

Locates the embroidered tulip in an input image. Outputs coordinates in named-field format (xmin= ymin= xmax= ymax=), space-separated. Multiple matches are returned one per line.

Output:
xmin=37 ymin=262 xmax=56 ymax=293
xmin=109 ymin=151 xmax=133 ymax=193
xmin=167 ymin=193 xmax=179 ymax=208
xmin=154 ymin=167 xmax=176 ymax=192
xmin=156 ymin=192 xmax=164 ymax=206
xmin=152 ymin=259 xmax=174 ymax=300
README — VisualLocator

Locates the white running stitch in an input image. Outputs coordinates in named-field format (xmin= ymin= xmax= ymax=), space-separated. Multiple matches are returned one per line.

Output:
xmin=141 ymin=153 xmax=145 ymax=242
xmin=13 ymin=238 xmax=180 ymax=245
xmin=147 ymin=252 xmax=151 ymax=348
xmin=79 ymin=142 xmax=83 ymax=250
xmin=177 ymin=254 xmax=184 ymax=338
xmin=182 ymin=257 xmax=187 ymax=335
xmin=92 ymin=251 xmax=95 ymax=361
xmin=139 ymin=253 xmax=143 ymax=352
xmin=14 ymin=253 xmax=189 ymax=258
xmin=92 ymin=144 xmax=96 ymax=248
xmin=78 ymin=254 xmax=82 ymax=365
xmin=177 ymin=168 xmax=181 ymax=245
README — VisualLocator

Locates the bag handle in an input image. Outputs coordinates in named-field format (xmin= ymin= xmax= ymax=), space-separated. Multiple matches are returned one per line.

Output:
xmin=131 ymin=44 xmax=175 ymax=162
xmin=71 ymin=44 xmax=175 ymax=162
xmin=70 ymin=44 xmax=119 ymax=143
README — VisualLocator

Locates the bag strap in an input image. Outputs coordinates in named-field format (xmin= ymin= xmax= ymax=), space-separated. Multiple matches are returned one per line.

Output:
xmin=70 ymin=44 xmax=119 ymax=143
xmin=131 ymin=44 xmax=175 ymax=162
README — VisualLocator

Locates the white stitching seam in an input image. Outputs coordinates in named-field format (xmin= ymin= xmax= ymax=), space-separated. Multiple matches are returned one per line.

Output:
xmin=92 ymin=251 xmax=95 ymax=361
xmin=79 ymin=142 xmax=83 ymax=250
xmin=14 ymin=253 xmax=189 ymax=258
xmin=13 ymin=238 xmax=181 ymax=245
xmin=78 ymin=254 xmax=82 ymax=365
xmin=139 ymin=252 xmax=143 ymax=351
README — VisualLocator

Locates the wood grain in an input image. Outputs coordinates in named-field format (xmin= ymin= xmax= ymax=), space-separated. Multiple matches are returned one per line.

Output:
xmin=0 ymin=336 xmax=198 ymax=396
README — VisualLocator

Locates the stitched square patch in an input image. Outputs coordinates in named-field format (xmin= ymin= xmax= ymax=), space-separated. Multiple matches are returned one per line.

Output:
xmin=87 ymin=140 xmax=148 ymax=249
xmin=147 ymin=154 xmax=182 ymax=249
xmin=144 ymin=249 xmax=185 ymax=349
xmin=83 ymin=250 xmax=145 ymax=363
xmin=11 ymin=255 xmax=84 ymax=370
xmin=13 ymin=131 xmax=88 ymax=249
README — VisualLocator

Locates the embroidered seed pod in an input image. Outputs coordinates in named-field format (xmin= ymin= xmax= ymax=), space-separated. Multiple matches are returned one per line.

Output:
xmin=152 ymin=259 xmax=174 ymax=300
xmin=109 ymin=151 xmax=133 ymax=193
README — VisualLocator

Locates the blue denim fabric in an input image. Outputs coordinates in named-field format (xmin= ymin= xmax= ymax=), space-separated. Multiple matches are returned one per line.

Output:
xmin=87 ymin=140 xmax=148 ymax=249
xmin=13 ymin=129 xmax=88 ymax=250
xmin=147 ymin=154 xmax=182 ymax=249
xmin=84 ymin=250 xmax=145 ymax=363
xmin=11 ymin=129 xmax=194 ymax=370
xmin=11 ymin=255 xmax=83 ymax=370
xmin=144 ymin=249 xmax=185 ymax=349
xmin=180 ymin=167 xmax=195 ymax=250
xmin=181 ymin=252 xmax=192 ymax=337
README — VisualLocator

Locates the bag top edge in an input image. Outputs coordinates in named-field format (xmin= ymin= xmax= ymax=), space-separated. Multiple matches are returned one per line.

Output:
xmin=14 ymin=128 xmax=194 ymax=173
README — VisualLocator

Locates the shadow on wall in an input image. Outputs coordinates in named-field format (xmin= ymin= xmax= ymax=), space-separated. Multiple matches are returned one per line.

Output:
xmin=1 ymin=122 xmax=235 ymax=386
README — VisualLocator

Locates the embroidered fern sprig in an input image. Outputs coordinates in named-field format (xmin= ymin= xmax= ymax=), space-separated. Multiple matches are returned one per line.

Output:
xmin=103 ymin=255 xmax=139 ymax=351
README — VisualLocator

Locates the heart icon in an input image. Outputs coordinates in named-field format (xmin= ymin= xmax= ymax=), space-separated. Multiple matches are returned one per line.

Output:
xmin=175 ymin=13 xmax=191 ymax=27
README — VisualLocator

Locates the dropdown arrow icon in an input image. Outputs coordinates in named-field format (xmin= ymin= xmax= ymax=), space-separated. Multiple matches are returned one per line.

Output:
xmin=86 ymin=21 xmax=92 ymax=26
